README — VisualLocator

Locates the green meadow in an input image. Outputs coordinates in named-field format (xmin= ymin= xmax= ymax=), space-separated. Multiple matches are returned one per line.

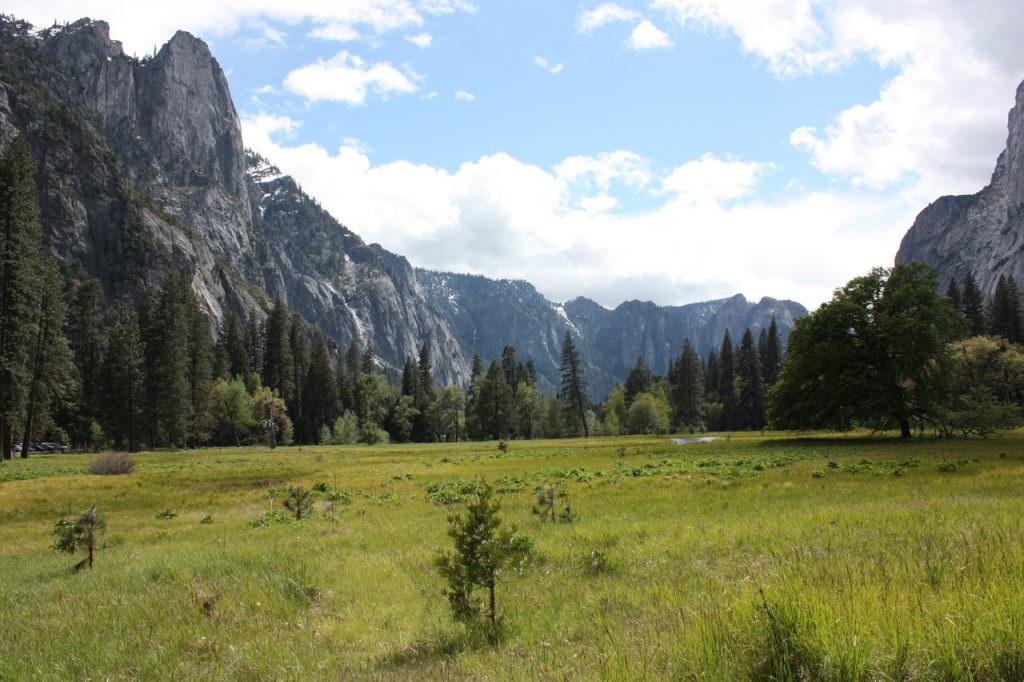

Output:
xmin=1 ymin=431 xmax=1023 ymax=680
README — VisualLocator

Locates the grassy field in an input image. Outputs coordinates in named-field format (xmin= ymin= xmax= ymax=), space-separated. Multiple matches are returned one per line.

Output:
xmin=1 ymin=430 xmax=1023 ymax=680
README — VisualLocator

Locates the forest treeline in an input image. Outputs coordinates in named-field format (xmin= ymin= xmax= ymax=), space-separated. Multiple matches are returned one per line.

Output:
xmin=3 ymin=137 xmax=1024 ymax=456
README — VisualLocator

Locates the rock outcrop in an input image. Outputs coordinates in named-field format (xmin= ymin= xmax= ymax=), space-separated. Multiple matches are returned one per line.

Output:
xmin=896 ymin=79 xmax=1024 ymax=296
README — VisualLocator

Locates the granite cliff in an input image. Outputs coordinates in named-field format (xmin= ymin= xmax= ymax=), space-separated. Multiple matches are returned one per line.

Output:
xmin=0 ymin=16 xmax=805 ymax=396
xmin=896 ymin=79 xmax=1024 ymax=296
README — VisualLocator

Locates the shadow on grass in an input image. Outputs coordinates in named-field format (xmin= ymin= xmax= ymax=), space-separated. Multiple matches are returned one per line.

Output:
xmin=758 ymin=435 xmax=913 ymax=450
xmin=377 ymin=631 xmax=484 ymax=672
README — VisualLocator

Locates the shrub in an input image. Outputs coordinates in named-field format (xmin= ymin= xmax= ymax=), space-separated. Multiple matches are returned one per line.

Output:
xmin=53 ymin=507 xmax=106 ymax=572
xmin=155 ymin=508 xmax=177 ymax=520
xmin=89 ymin=452 xmax=135 ymax=475
xmin=435 ymin=481 xmax=532 ymax=642
xmin=283 ymin=487 xmax=314 ymax=520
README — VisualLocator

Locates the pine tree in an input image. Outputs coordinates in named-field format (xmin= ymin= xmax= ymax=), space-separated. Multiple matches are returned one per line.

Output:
xmin=414 ymin=342 xmax=437 ymax=441
xmin=558 ymin=332 xmax=590 ymax=437
xmin=155 ymin=273 xmax=193 ymax=448
xmin=245 ymin=311 xmax=264 ymax=375
xmin=262 ymin=301 xmax=294 ymax=404
xmin=185 ymin=282 xmax=213 ymax=446
xmin=287 ymin=315 xmax=310 ymax=441
xmin=478 ymin=361 xmax=513 ymax=440
xmin=623 ymin=356 xmax=653 ymax=407
xmin=0 ymin=136 xmax=44 ymax=459
xmin=302 ymin=332 xmax=340 ymax=443
xmin=704 ymin=349 xmax=720 ymax=403
xmin=20 ymin=257 xmax=74 ymax=457
xmin=66 ymin=275 xmax=105 ymax=428
xmin=219 ymin=310 xmax=250 ymax=379
xmin=401 ymin=356 xmax=417 ymax=397
xmin=758 ymin=318 xmax=782 ymax=387
xmin=672 ymin=338 xmax=704 ymax=429
xmin=962 ymin=272 xmax=985 ymax=337
xmin=945 ymin=277 xmax=962 ymax=311
xmin=718 ymin=330 xmax=737 ymax=430
xmin=986 ymin=275 xmax=1023 ymax=343
xmin=99 ymin=301 xmax=145 ymax=451
xmin=736 ymin=328 xmax=766 ymax=430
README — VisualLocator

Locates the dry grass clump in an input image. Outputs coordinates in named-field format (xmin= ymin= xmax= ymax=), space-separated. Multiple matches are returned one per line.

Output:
xmin=88 ymin=451 xmax=135 ymax=475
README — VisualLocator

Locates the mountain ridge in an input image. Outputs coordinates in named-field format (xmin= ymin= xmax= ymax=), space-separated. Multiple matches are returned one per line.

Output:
xmin=0 ymin=15 xmax=806 ymax=396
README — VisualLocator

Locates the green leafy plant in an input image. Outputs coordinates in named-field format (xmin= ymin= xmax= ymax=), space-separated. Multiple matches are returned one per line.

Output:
xmin=52 ymin=507 xmax=106 ymax=572
xmin=155 ymin=508 xmax=177 ymax=519
xmin=435 ymin=481 xmax=532 ymax=642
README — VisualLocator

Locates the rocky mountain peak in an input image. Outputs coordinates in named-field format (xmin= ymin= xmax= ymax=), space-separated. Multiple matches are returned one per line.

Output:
xmin=896 ymin=77 xmax=1024 ymax=297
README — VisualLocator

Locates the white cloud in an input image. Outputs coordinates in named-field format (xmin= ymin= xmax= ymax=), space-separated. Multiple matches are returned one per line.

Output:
xmin=243 ymin=113 xmax=904 ymax=308
xmin=652 ymin=0 xmax=1024 ymax=196
xmin=405 ymin=31 xmax=432 ymax=48
xmin=660 ymin=153 xmax=771 ymax=204
xmin=628 ymin=20 xmax=673 ymax=49
xmin=284 ymin=51 xmax=418 ymax=104
xmin=533 ymin=56 xmax=564 ymax=74
xmin=577 ymin=3 xmax=641 ymax=33
xmin=8 ymin=0 xmax=474 ymax=55
xmin=309 ymin=24 xmax=362 ymax=42
xmin=454 ymin=90 xmax=475 ymax=102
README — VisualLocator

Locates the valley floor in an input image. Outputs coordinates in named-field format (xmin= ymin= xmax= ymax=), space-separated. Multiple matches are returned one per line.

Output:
xmin=1 ymin=431 xmax=1023 ymax=680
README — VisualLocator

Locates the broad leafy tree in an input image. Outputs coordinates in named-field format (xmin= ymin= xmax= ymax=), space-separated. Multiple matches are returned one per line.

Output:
xmin=769 ymin=263 xmax=965 ymax=437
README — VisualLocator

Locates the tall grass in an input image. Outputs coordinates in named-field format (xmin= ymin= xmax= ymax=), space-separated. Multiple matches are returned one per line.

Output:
xmin=0 ymin=431 xmax=1022 ymax=679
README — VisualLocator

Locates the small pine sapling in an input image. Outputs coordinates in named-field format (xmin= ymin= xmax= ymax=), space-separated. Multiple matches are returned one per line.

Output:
xmin=283 ymin=486 xmax=314 ymax=520
xmin=435 ymin=481 xmax=532 ymax=642
xmin=532 ymin=482 xmax=575 ymax=523
xmin=52 ymin=506 xmax=106 ymax=572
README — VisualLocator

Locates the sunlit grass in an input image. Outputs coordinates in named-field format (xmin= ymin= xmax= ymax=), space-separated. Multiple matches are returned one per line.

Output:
xmin=1 ymin=430 xmax=1022 ymax=679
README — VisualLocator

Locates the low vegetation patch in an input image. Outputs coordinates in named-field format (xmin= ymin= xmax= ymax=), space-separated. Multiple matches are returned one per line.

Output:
xmin=89 ymin=451 xmax=135 ymax=475
xmin=1 ymin=432 xmax=1022 ymax=679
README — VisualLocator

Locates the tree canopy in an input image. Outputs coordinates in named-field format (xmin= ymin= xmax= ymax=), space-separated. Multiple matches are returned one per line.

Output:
xmin=768 ymin=263 xmax=965 ymax=437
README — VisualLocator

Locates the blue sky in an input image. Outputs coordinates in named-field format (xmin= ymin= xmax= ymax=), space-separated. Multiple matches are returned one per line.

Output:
xmin=16 ymin=1 xmax=1024 ymax=308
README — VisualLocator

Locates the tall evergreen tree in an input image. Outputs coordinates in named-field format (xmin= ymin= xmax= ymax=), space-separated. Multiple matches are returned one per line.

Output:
xmin=986 ymin=275 xmax=1024 ymax=343
xmin=287 ymin=315 xmax=310 ymax=439
xmin=758 ymin=318 xmax=782 ymax=387
xmin=219 ymin=310 xmax=250 ymax=379
xmin=477 ymin=361 xmax=513 ymax=440
xmin=718 ymin=330 xmax=737 ymax=430
xmin=66 ymin=275 xmax=105 ymax=426
xmin=185 ymin=282 xmax=213 ymax=446
xmin=98 ymin=301 xmax=145 ymax=451
xmin=137 ymin=289 xmax=162 ymax=447
xmin=704 ymin=349 xmax=720 ymax=403
xmin=262 ymin=301 xmax=294 ymax=404
xmin=154 ymin=272 xmax=193 ymax=448
xmin=414 ymin=342 xmax=437 ymax=441
xmin=672 ymin=338 xmax=704 ymax=429
xmin=736 ymin=328 xmax=766 ymax=430
xmin=962 ymin=272 xmax=986 ymax=336
xmin=623 ymin=356 xmax=653 ymax=407
xmin=0 ymin=136 xmax=43 ymax=459
xmin=401 ymin=356 xmax=418 ymax=397
xmin=244 ymin=311 xmax=264 ymax=376
xmin=20 ymin=257 xmax=74 ymax=456
xmin=302 ymin=332 xmax=340 ymax=443
xmin=558 ymin=331 xmax=589 ymax=437
xmin=945 ymin=277 xmax=962 ymax=311
xmin=500 ymin=346 xmax=519 ymax=389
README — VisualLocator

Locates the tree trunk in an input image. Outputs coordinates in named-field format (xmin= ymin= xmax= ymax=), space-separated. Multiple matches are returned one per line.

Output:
xmin=21 ymin=320 xmax=47 ymax=458
xmin=488 ymin=580 xmax=496 ymax=627
xmin=899 ymin=418 xmax=911 ymax=439
xmin=1 ymin=420 xmax=12 ymax=460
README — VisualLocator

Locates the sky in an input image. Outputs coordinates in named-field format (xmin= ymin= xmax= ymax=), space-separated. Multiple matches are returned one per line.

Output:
xmin=14 ymin=1 xmax=1024 ymax=310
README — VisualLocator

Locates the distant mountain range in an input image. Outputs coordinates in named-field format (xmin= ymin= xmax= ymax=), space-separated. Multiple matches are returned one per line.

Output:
xmin=0 ymin=16 xmax=807 ymax=397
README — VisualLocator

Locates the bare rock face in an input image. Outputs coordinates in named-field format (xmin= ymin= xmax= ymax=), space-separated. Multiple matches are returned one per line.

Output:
xmin=896 ymin=79 xmax=1024 ymax=297
xmin=0 ymin=17 xmax=468 ymax=384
